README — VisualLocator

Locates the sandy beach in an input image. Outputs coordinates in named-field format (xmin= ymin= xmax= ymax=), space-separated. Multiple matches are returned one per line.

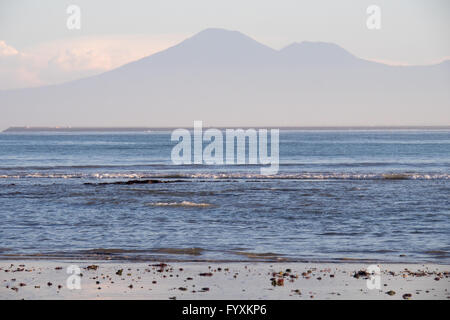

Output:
xmin=1 ymin=260 xmax=448 ymax=300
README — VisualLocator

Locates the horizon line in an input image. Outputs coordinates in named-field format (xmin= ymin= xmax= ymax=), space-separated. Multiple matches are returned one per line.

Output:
xmin=3 ymin=125 xmax=450 ymax=133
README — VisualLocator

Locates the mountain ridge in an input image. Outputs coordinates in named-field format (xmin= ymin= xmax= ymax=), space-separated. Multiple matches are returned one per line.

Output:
xmin=1 ymin=28 xmax=447 ymax=92
xmin=1 ymin=28 xmax=449 ymax=129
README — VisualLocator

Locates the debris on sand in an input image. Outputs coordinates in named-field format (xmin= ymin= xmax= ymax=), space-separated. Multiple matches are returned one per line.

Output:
xmin=353 ymin=270 xmax=369 ymax=279
xmin=402 ymin=293 xmax=412 ymax=300
xmin=86 ymin=265 xmax=99 ymax=271
xmin=386 ymin=290 xmax=396 ymax=296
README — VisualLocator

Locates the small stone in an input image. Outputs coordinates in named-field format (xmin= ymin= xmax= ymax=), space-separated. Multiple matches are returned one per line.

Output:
xmin=386 ymin=290 xmax=396 ymax=296
xmin=353 ymin=270 xmax=369 ymax=279
xmin=86 ymin=265 xmax=98 ymax=271
xmin=402 ymin=293 xmax=412 ymax=300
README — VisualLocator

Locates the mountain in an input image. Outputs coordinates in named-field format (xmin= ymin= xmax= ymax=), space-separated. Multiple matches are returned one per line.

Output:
xmin=1 ymin=28 xmax=449 ymax=129
xmin=279 ymin=41 xmax=362 ymax=67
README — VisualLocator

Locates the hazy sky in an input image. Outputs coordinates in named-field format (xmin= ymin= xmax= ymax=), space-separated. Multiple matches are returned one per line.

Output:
xmin=0 ymin=0 xmax=449 ymax=89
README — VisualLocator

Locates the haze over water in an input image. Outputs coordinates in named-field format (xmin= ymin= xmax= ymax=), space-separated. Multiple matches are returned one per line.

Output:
xmin=0 ymin=129 xmax=449 ymax=263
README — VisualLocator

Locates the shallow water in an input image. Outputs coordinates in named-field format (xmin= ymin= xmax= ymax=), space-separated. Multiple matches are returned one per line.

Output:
xmin=0 ymin=130 xmax=449 ymax=263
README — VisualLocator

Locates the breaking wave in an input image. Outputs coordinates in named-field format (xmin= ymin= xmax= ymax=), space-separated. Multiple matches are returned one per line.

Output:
xmin=0 ymin=172 xmax=449 ymax=180
xmin=146 ymin=201 xmax=213 ymax=207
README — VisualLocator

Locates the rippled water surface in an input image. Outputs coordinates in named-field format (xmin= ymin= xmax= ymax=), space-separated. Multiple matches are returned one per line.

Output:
xmin=0 ymin=130 xmax=449 ymax=263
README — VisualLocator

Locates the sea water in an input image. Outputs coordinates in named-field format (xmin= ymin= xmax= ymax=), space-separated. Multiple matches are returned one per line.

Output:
xmin=0 ymin=129 xmax=448 ymax=263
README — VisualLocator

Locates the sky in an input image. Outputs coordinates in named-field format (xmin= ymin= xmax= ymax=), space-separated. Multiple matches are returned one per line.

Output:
xmin=0 ymin=0 xmax=449 ymax=90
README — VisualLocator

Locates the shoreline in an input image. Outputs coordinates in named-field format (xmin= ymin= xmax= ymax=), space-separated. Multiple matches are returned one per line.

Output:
xmin=1 ymin=260 xmax=448 ymax=300
xmin=0 ymin=256 xmax=449 ymax=265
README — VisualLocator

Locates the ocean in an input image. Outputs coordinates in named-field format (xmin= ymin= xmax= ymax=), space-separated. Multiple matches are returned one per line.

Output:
xmin=0 ymin=129 xmax=449 ymax=263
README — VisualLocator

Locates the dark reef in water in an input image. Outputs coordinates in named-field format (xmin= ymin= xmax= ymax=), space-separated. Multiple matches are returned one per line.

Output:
xmin=84 ymin=179 xmax=186 ymax=185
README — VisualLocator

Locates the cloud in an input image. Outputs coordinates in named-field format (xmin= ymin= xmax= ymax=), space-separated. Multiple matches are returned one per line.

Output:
xmin=0 ymin=41 xmax=44 ymax=89
xmin=0 ymin=41 xmax=19 ymax=56
xmin=0 ymin=34 xmax=187 ymax=90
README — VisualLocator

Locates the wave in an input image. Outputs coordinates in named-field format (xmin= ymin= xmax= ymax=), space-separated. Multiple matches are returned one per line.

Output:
xmin=0 ymin=160 xmax=448 ymax=171
xmin=146 ymin=201 xmax=213 ymax=207
xmin=0 ymin=164 xmax=168 ymax=171
xmin=230 ymin=251 xmax=282 ymax=259
xmin=150 ymin=247 xmax=204 ymax=255
xmin=1 ymin=172 xmax=449 ymax=180
xmin=80 ymin=248 xmax=147 ymax=254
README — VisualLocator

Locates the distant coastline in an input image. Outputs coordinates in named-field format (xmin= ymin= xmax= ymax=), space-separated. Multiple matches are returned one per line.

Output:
xmin=3 ymin=126 xmax=450 ymax=133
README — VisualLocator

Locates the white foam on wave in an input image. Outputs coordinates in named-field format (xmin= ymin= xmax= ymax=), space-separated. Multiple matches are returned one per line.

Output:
xmin=0 ymin=172 xmax=449 ymax=180
xmin=146 ymin=201 xmax=213 ymax=207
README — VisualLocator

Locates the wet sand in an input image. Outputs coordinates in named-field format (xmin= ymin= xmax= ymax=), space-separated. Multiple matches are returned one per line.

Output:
xmin=0 ymin=260 xmax=448 ymax=300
